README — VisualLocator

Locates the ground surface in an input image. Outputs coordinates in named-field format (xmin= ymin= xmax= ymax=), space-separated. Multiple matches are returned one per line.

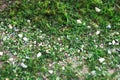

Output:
xmin=0 ymin=0 xmax=120 ymax=80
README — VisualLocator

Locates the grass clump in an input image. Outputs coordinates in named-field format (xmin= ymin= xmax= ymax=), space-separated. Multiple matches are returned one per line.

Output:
xmin=0 ymin=0 xmax=120 ymax=80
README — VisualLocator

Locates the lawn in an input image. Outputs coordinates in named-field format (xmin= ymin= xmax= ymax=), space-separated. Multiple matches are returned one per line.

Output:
xmin=0 ymin=0 xmax=120 ymax=80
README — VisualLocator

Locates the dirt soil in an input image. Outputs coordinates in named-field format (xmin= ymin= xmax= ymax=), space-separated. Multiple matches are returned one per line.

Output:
xmin=0 ymin=1 xmax=7 ymax=11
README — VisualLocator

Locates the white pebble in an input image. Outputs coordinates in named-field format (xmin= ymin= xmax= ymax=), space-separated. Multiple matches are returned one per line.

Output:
xmin=99 ymin=58 xmax=105 ymax=63
xmin=18 ymin=34 xmax=23 ymax=38
xmin=27 ymin=20 xmax=30 ymax=23
xmin=108 ymin=42 xmax=112 ymax=45
xmin=96 ymin=31 xmax=100 ymax=35
xmin=3 ymin=36 xmax=7 ymax=41
xmin=106 ymin=24 xmax=111 ymax=28
xmin=8 ymin=24 xmax=13 ymax=29
xmin=95 ymin=7 xmax=101 ymax=12
xmin=26 ymin=56 xmax=30 ymax=59
xmin=56 ymin=77 xmax=60 ymax=80
xmin=48 ymin=70 xmax=53 ymax=74
xmin=112 ymin=40 xmax=116 ymax=45
xmin=33 ymin=41 xmax=36 ymax=44
xmin=9 ymin=58 xmax=14 ymax=62
xmin=0 ymin=52 xmax=3 ymax=56
xmin=58 ymin=38 xmax=61 ymax=41
xmin=77 ymin=49 xmax=80 ymax=53
xmin=21 ymin=62 xmax=28 ymax=68
xmin=5 ymin=78 xmax=9 ymax=80
xmin=37 ymin=52 xmax=42 ymax=58
xmin=107 ymin=49 xmax=111 ymax=54
xmin=62 ymin=66 xmax=65 ymax=70
xmin=77 ymin=19 xmax=82 ymax=24
xmin=22 ymin=59 xmax=26 ymax=62
xmin=87 ymin=26 xmax=91 ymax=29
xmin=29 ymin=44 xmax=32 ymax=47
xmin=23 ymin=37 xmax=28 ymax=41
xmin=91 ymin=70 xmax=96 ymax=76
xmin=99 ymin=44 xmax=104 ymax=48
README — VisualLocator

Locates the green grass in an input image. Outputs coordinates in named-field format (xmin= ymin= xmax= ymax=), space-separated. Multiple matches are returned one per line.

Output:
xmin=0 ymin=0 xmax=120 ymax=80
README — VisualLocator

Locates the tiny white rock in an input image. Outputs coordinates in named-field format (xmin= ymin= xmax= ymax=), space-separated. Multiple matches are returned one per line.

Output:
xmin=27 ymin=20 xmax=30 ymax=23
xmin=56 ymin=77 xmax=60 ymax=80
xmin=87 ymin=26 xmax=91 ymax=29
xmin=77 ymin=49 xmax=80 ymax=53
xmin=96 ymin=31 xmax=100 ymax=35
xmin=77 ymin=19 xmax=82 ymax=24
xmin=95 ymin=7 xmax=101 ymax=12
xmin=112 ymin=40 xmax=116 ymax=45
xmin=108 ymin=42 xmax=112 ymax=45
xmin=3 ymin=36 xmax=7 ymax=41
xmin=91 ymin=70 xmax=96 ymax=76
xmin=18 ymin=34 xmax=23 ymax=38
xmin=22 ymin=59 xmax=26 ymax=62
xmin=62 ymin=66 xmax=65 ymax=70
xmin=9 ymin=58 xmax=14 ymax=62
xmin=37 ymin=52 xmax=42 ymax=58
xmin=107 ymin=49 xmax=111 ymax=54
xmin=99 ymin=58 xmax=105 ymax=63
xmin=5 ymin=78 xmax=9 ymax=80
xmin=106 ymin=24 xmax=111 ymax=28
xmin=26 ymin=56 xmax=30 ymax=59
xmin=33 ymin=41 xmax=37 ymax=44
xmin=23 ymin=37 xmax=28 ymax=41
xmin=21 ymin=62 xmax=28 ymax=68
xmin=58 ymin=37 xmax=61 ymax=41
xmin=0 ymin=52 xmax=3 ymax=56
xmin=48 ymin=70 xmax=53 ymax=74
xmin=8 ymin=24 xmax=13 ymax=29
xmin=29 ymin=44 xmax=32 ymax=47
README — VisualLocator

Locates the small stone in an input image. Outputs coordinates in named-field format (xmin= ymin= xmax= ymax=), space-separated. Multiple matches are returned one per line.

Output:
xmin=29 ymin=44 xmax=32 ymax=47
xmin=21 ymin=62 xmax=28 ymax=68
xmin=77 ymin=19 xmax=82 ymax=24
xmin=88 ymin=54 xmax=93 ymax=58
xmin=8 ymin=24 xmax=13 ymax=29
xmin=37 ymin=52 xmax=42 ymax=58
xmin=48 ymin=70 xmax=53 ymax=74
xmin=3 ymin=36 xmax=7 ymax=41
xmin=58 ymin=38 xmax=61 ymax=41
xmin=95 ymin=45 xmax=98 ymax=48
xmin=107 ymin=49 xmax=111 ymax=54
xmin=87 ymin=26 xmax=91 ymax=29
xmin=23 ymin=37 xmax=28 ymax=42
xmin=0 ymin=52 xmax=3 ymax=56
xmin=106 ymin=24 xmax=111 ymax=28
xmin=99 ymin=58 xmax=105 ymax=63
xmin=26 ymin=56 xmax=30 ymax=59
xmin=99 ymin=44 xmax=104 ymax=48
xmin=96 ymin=31 xmax=100 ymax=35
xmin=112 ymin=40 xmax=116 ymax=45
xmin=18 ymin=34 xmax=23 ymax=38
xmin=62 ymin=66 xmax=65 ymax=70
xmin=91 ymin=70 xmax=96 ymax=76
xmin=22 ymin=59 xmax=25 ymax=62
xmin=56 ymin=77 xmax=60 ymax=80
xmin=95 ymin=7 xmax=101 ymax=12
xmin=77 ymin=49 xmax=80 ymax=53
xmin=8 ymin=58 xmax=14 ymax=62
xmin=27 ymin=20 xmax=30 ymax=23
xmin=33 ymin=41 xmax=37 ymax=44
xmin=108 ymin=42 xmax=112 ymax=45
xmin=5 ymin=78 xmax=9 ymax=80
